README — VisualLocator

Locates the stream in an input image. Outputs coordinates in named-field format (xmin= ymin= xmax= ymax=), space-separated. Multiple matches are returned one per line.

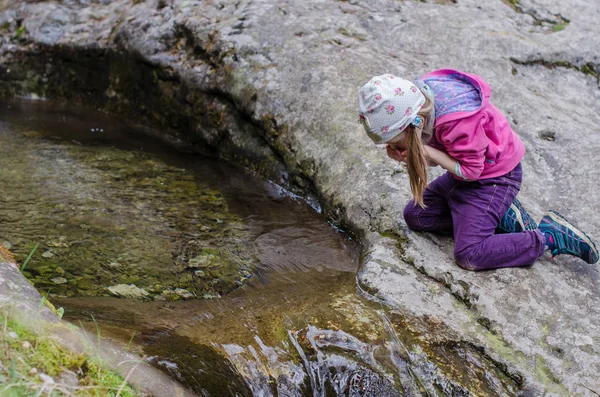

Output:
xmin=0 ymin=99 xmax=520 ymax=396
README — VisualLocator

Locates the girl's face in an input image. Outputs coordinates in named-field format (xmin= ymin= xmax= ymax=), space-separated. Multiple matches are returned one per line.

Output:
xmin=386 ymin=132 xmax=407 ymax=151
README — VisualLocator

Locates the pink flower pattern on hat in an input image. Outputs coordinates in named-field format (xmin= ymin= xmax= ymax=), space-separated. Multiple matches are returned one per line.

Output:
xmin=358 ymin=74 xmax=426 ymax=143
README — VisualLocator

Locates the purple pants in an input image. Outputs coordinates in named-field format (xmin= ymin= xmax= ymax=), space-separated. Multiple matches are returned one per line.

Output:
xmin=403 ymin=164 xmax=545 ymax=270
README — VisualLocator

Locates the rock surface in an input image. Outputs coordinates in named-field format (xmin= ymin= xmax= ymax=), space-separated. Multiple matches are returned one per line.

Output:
xmin=1 ymin=0 xmax=600 ymax=394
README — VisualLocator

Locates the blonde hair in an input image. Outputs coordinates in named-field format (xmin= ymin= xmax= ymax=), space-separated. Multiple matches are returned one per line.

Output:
xmin=405 ymin=97 xmax=434 ymax=208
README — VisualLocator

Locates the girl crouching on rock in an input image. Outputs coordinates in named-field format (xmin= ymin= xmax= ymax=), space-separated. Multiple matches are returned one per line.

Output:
xmin=358 ymin=69 xmax=598 ymax=270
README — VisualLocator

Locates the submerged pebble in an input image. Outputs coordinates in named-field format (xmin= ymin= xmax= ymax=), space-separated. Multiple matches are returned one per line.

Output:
xmin=107 ymin=284 xmax=150 ymax=299
xmin=51 ymin=277 xmax=68 ymax=284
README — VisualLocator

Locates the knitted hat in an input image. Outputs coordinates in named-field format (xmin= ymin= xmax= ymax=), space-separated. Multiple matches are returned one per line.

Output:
xmin=358 ymin=74 xmax=426 ymax=144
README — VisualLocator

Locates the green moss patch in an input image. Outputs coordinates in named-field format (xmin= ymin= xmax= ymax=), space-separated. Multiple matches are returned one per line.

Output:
xmin=0 ymin=311 xmax=140 ymax=396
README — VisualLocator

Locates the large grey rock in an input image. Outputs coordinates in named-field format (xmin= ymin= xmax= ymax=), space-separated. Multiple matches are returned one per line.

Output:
xmin=1 ymin=0 xmax=600 ymax=394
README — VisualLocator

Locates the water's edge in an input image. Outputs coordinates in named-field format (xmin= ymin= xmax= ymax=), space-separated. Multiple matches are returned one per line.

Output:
xmin=0 ymin=45 xmax=335 ymax=232
xmin=0 ymin=42 xmax=530 ymax=395
xmin=0 ymin=98 xmax=522 ymax=395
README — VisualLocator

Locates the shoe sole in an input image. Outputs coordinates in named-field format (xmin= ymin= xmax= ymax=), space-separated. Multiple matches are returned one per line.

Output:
xmin=546 ymin=210 xmax=599 ymax=263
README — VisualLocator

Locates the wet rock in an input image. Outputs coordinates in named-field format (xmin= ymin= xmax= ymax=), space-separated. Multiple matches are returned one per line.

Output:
xmin=173 ymin=288 xmax=195 ymax=299
xmin=187 ymin=254 xmax=213 ymax=268
xmin=36 ymin=266 xmax=53 ymax=275
xmin=107 ymin=284 xmax=150 ymax=300
xmin=50 ymin=277 xmax=67 ymax=285
xmin=158 ymin=288 xmax=196 ymax=301
xmin=46 ymin=238 xmax=70 ymax=248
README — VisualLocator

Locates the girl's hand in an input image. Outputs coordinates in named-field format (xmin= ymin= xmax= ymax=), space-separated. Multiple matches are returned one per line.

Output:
xmin=386 ymin=145 xmax=408 ymax=163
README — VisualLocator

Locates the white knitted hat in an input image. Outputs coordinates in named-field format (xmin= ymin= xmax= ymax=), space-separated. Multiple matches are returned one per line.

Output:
xmin=358 ymin=74 xmax=426 ymax=144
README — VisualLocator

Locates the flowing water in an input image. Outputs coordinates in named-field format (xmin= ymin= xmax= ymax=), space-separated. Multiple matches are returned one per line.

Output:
xmin=0 ymin=99 xmax=521 ymax=396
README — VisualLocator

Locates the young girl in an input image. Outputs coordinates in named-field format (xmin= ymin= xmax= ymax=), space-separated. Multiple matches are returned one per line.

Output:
xmin=358 ymin=69 xmax=598 ymax=270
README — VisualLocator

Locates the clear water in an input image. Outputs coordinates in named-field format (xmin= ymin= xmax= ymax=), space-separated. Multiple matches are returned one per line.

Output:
xmin=0 ymin=99 xmax=520 ymax=396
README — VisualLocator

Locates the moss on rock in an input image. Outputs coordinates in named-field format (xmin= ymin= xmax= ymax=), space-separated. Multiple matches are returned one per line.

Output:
xmin=0 ymin=311 xmax=140 ymax=396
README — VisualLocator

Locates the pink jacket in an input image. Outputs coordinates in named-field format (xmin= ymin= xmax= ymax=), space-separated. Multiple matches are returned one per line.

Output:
xmin=422 ymin=69 xmax=525 ymax=181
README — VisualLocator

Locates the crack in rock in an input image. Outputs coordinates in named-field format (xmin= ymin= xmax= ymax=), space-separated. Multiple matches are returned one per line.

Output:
xmin=511 ymin=57 xmax=600 ymax=86
xmin=503 ymin=0 xmax=570 ymax=32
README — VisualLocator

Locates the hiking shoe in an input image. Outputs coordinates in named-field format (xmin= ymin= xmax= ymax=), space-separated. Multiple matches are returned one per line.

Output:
xmin=497 ymin=198 xmax=538 ymax=233
xmin=538 ymin=210 xmax=599 ymax=264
